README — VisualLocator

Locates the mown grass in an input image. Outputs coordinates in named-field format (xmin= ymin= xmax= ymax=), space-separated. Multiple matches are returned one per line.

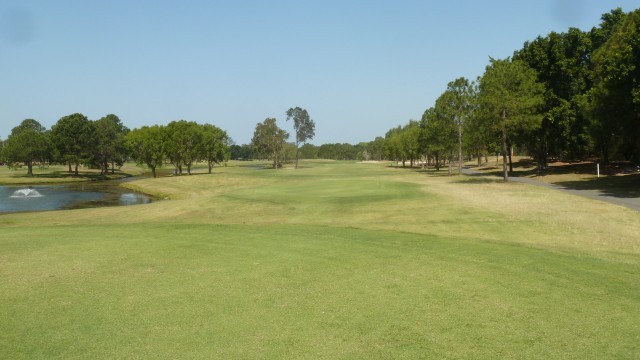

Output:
xmin=1 ymin=160 xmax=639 ymax=358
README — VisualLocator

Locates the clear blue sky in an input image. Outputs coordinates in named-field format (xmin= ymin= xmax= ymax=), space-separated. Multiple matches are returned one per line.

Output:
xmin=1 ymin=0 xmax=637 ymax=145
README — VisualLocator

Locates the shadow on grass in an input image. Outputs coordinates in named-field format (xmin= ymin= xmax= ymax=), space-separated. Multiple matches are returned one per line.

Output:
xmin=453 ymin=177 xmax=503 ymax=184
xmin=26 ymin=170 xmax=133 ymax=181
xmin=554 ymin=174 xmax=640 ymax=199
xmin=469 ymin=160 xmax=640 ymax=198
xmin=388 ymin=165 xmax=451 ymax=175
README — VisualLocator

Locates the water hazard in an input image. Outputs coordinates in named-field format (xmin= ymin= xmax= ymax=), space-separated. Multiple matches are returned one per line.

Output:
xmin=0 ymin=182 xmax=152 ymax=213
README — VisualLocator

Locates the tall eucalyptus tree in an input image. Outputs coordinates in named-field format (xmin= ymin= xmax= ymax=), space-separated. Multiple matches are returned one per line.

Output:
xmin=286 ymin=107 xmax=315 ymax=168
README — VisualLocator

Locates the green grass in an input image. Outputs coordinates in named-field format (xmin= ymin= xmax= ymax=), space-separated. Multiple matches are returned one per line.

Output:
xmin=1 ymin=160 xmax=639 ymax=358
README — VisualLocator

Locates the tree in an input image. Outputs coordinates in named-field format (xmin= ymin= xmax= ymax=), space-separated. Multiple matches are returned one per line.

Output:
xmin=50 ymin=113 xmax=96 ymax=176
xmin=590 ymin=8 xmax=628 ymax=49
xmin=94 ymin=114 xmax=129 ymax=175
xmin=437 ymin=77 xmax=475 ymax=174
xmin=125 ymin=125 xmax=165 ymax=178
xmin=401 ymin=121 xmax=421 ymax=167
xmin=478 ymin=58 xmax=545 ymax=181
xmin=299 ymin=143 xmax=318 ymax=159
xmin=229 ymin=144 xmax=254 ymax=160
xmin=200 ymin=123 xmax=230 ymax=174
xmin=514 ymin=28 xmax=593 ymax=165
xmin=384 ymin=126 xmax=404 ymax=165
xmin=363 ymin=137 xmax=385 ymax=161
xmin=2 ymin=119 xmax=51 ymax=176
xmin=589 ymin=9 xmax=640 ymax=163
xmin=286 ymin=107 xmax=315 ymax=168
xmin=420 ymin=104 xmax=456 ymax=172
xmin=164 ymin=120 xmax=202 ymax=175
xmin=251 ymin=118 xmax=289 ymax=169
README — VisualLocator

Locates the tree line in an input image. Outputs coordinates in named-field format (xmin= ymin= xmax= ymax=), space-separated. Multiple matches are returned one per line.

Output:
xmin=374 ymin=8 xmax=640 ymax=181
xmin=0 ymin=113 xmax=230 ymax=178
xmin=3 ymin=9 xmax=636 ymax=178
xmin=229 ymin=142 xmax=376 ymax=162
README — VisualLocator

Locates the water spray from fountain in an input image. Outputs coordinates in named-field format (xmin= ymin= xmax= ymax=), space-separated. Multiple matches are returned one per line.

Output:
xmin=10 ymin=188 xmax=43 ymax=198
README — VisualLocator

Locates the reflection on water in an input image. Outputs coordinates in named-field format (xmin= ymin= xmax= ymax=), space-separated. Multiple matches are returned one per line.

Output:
xmin=0 ymin=182 xmax=152 ymax=213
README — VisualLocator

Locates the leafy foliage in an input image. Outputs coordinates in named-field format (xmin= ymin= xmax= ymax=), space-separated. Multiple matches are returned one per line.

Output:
xmin=125 ymin=125 xmax=166 ymax=178
xmin=2 ymin=119 xmax=51 ymax=176
xmin=200 ymin=123 xmax=230 ymax=173
xmin=50 ymin=113 xmax=96 ymax=175
xmin=164 ymin=120 xmax=203 ymax=175
xmin=478 ymin=58 xmax=545 ymax=181
xmin=286 ymin=107 xmax=316 ymax=168
xmin=589 ymin=9 xmax=640 ymax=163
xmin=251 ymin=118 xmax=289 ymax=168
xmin=93 ymin=114 xmax=129 ymax=174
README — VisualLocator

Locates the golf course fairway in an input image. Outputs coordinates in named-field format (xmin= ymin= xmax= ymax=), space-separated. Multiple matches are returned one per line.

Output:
xmin=1 ymin=161 xmax=638 ymax=359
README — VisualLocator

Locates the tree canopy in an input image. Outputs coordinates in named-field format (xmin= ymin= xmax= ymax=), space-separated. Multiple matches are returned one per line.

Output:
xmin=125 ymin=125 xmax=166 ymax=178
xmin=2 ymin=119 xmax=51 ymax=176
xmin=50 ymin=113 xmax=96 ymax=176
xmin=286 ymin=107 xmax=316 ymax=168
xmin=251 ymin=118 xmax=289 ymax=169
xmin=478 ymin=58 xmax=545 ymax=181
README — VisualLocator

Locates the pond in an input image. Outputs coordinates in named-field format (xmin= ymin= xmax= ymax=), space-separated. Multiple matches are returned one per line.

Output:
xmin=0 ymin=182 xmax=152 ymax=214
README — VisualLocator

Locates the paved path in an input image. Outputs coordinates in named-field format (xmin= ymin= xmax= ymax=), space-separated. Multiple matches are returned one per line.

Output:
xmin=462 ymin=167 xmax=640 ymax=212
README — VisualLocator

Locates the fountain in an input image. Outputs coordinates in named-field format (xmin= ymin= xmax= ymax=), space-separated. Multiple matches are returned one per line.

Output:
xmin=10 ymin=188 xmax=43 ymax=198
xmin=1 ymin=183 xmax=152 ymax=213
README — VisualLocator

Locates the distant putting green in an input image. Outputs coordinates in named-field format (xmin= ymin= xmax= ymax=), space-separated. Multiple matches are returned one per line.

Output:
xmin=1 ymin=161 xmax=639 ymax=358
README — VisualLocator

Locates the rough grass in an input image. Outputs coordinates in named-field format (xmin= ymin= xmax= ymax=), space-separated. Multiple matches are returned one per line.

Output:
xmin=1 ymin=160 xmax=639 ymax=358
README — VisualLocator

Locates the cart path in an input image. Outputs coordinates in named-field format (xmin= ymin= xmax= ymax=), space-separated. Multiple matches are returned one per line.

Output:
xmin=462 ymin=167 xmax=640 ymax=212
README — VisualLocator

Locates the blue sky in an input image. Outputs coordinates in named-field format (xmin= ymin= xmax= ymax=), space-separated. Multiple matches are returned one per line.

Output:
xmin=1 ymin=0 xmax=638 ymax=145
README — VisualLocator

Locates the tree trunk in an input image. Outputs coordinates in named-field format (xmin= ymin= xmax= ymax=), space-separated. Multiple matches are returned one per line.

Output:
xmin=208 ymin=161 xmax=213 ymax=174
xmin=295 ymin=144 xmax=300 ymax=169
xmin=458 ymin=124 xmax=463 ymax=175
xmin=477 ymin=151 xmax=482 ymax=166
xmin=111 ymin=160 xmax=115 ymax=174
xmin=151 ymin=166 xmax=157 ymax=178
xmin=435 ymin=152 xmax=440 ymax=171
xmin=27 ymin=161 xmax=33 ymax=176
xmin=74 ymin=163 xmax=79 ymax=176
xmin=68 ymin=161 xmax=72 ymax=173
xmin=508 ymin=145 xmax=513 ymax=175
xmin=501 ymin=128 xmax=509 ymax=182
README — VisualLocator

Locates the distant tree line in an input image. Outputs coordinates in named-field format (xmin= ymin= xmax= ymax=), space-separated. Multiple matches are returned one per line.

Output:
xmin=373 ymin=7 xmax=640 ymax=181
xmin=229 ymin=142 xmax=383 ymax=162
xmin=3 ymin=9 xmax=636 ymax=178
xmin=0 ymin=114 xmax=230 ymax=178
